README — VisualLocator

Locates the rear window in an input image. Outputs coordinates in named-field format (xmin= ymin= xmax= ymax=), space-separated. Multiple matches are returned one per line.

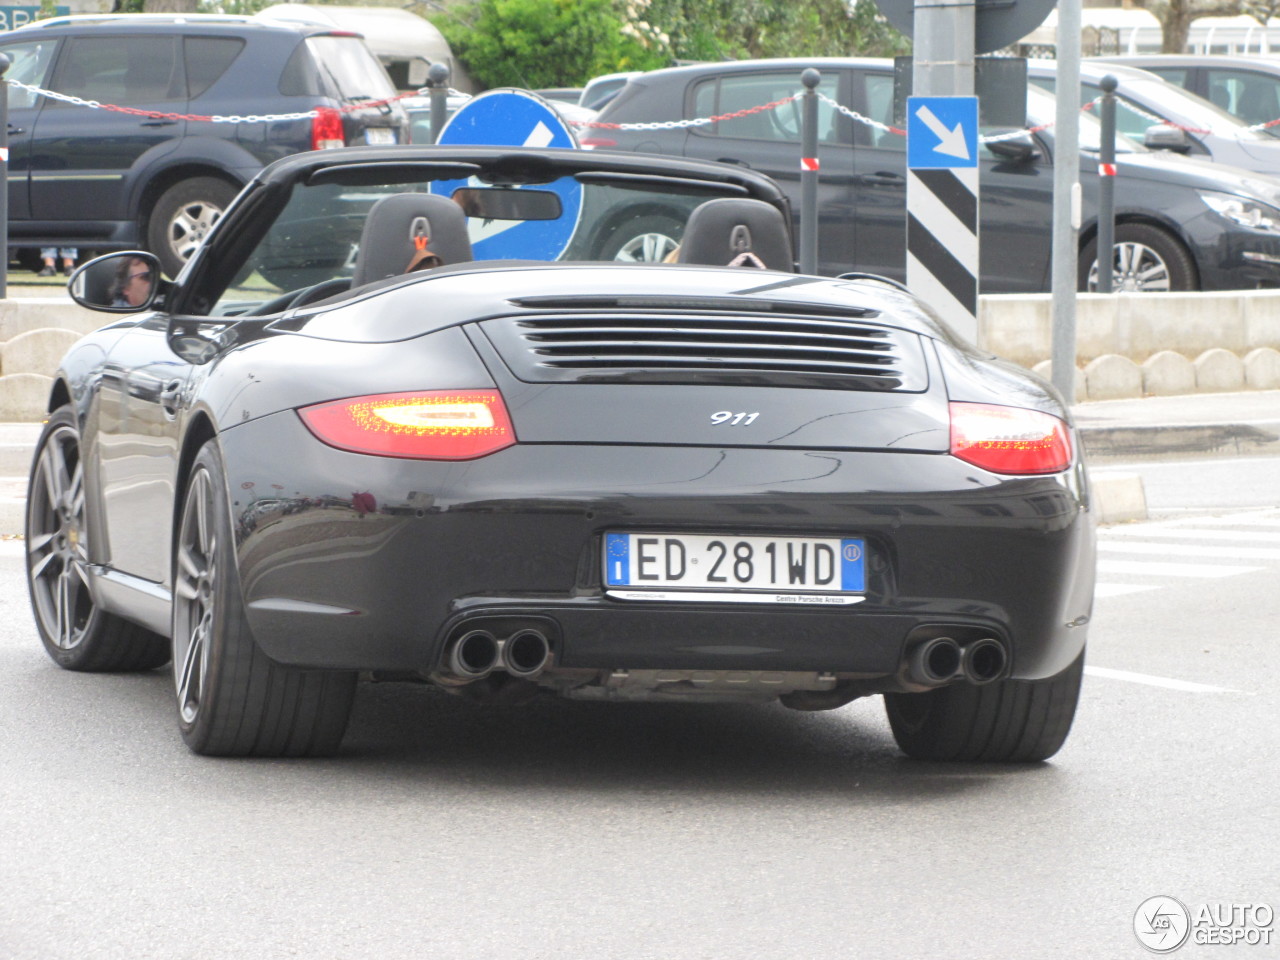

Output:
xmin=184 ymin=36 xmax=244 ymax=98
xmin=302 ymin=35 xmax=397 ymax=102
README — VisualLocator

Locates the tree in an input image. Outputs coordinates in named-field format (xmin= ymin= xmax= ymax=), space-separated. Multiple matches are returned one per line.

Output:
xmin=1130 ymin=0 xmax=1242 ymax=53
xmin=439 ymin=0 xmax=669 ymax=90
xmin=640 ymin=0 xmax=908 ymax=61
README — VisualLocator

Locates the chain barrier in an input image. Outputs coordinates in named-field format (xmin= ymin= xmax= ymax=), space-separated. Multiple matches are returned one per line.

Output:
xmin=1090 ymin=94 xmax=1211 ymax=136
xmin=3 ymin=77 xmax=1256 ymax=144
xmin=574 ymin=95 xmax=798 ymax=131
xmin=2 ymin=77 xmax=445 ymax=123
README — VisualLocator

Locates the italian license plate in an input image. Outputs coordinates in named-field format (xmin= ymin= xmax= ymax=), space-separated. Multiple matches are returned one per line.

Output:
xmin=365 ymin=127 xmax=397 ymax=145
xmin=604 ymin=533 xmax=865 ymax=604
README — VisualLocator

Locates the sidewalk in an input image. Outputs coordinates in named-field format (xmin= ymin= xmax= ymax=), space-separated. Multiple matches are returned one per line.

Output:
xmin=3 ymin=390 xmax=1279 ymax=535
xmin=1074 ymin=390 xmax=1280 ymax=461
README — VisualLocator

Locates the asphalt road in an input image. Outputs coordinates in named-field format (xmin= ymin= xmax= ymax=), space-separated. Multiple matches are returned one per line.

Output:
xmin=1 ymin=477 xmax=1278 ymax=958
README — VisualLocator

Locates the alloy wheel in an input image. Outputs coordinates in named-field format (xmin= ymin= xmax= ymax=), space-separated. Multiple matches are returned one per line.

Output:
xmin=1088 ymin=241 xmax=1171 ymax=292
xmin=613 ymin=231 xmax=679 ymax=263
xmin=27 ymin=425 xmax=94 ymax=650
xmin=168 ymin=200 xmax=224 ymax=265
xmin=173 ymin=468 xmax=217 ymax=725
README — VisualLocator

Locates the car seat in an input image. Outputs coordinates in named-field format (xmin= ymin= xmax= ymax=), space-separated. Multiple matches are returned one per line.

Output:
xmin=676 ymin=198 xmax=794 ymax=271
xmin=351 ymin=193 xmax=473 ymax=287
xmin=1237 ymin=82 xmax=1279 ymax=126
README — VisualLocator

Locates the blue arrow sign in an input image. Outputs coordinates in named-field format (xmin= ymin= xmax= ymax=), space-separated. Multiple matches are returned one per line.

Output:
xmin=907 ymin=96 xmax=979 ymax=170
xmin=430 ymin=90 xmax=583 ymax=260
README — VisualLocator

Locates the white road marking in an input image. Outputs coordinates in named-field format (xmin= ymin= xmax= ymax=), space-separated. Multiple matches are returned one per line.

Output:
xmin=1093 ymin=583 xmax=1160 ymax=598
xmin=0 ymin=539 xmax=24 ymax=558
xmin=1098 ymin=540 xmax=1280 ymax=561
xmin=1096 ymin=558 xmax=1261 ymax=578
xmin=1085 ymin=665 xmax=1242 ymax=694
xmin=1102 ymin=527 xmax=1280 ymax=544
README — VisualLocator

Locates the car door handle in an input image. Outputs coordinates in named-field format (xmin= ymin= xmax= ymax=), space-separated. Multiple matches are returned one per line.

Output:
xmin=716 ymin=158 xmax=752 ymax=169
xmin=7 ymin=123 xmax=23 ymax=135
xmin=856 ymin=172 xmax=906 ymax=187
xmin=140 ymin=118 xmax=179 ymax=127
xmin=160 ymin=380 xmax=183 ymax=416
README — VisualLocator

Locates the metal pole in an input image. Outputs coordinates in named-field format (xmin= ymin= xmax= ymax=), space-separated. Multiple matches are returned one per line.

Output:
xmin=799 ymin=68 xmax=820 ymax=275
xmin=913 ymin=0 xmax=975 ymax=96
xmin=1050 ymin=0 xmax=1082 ymax=403
xmin=1097 ymin=74 xmax=1118 ymax=294
xmin=427 ymin=62 xmax=450 ymax=145
xmin=0 ymin=53 xmax=10 ymax=301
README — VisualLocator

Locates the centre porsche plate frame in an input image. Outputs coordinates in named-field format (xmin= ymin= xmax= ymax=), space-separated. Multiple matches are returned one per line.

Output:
xmin=603 ymin=532 xmax=866 ymax=605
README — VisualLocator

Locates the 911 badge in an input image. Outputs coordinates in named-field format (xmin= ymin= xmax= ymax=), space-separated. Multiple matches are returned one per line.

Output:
xmin=710 ymin=411 xmax=759 ymax=425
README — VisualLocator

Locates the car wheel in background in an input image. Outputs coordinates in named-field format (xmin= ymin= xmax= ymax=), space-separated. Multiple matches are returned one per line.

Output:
xmin=172 ymin=440 xmax=357 ymax=757
xmin=26 ymin=406 xmax=169 ymax=672
xmin=883 ymin=649 xmax=1084 ymax=762
xmin=147 ymin=177 xmax=239 ymax=279
xmin=600 ymin=213 xmax=684 ymax=262
xmin=1079 ymin=223 xmax=1196 ymax=292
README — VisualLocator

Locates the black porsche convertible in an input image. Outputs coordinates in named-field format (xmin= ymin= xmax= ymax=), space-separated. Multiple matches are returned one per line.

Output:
xmin=26 ymin=145 xmax=1095 ymax=760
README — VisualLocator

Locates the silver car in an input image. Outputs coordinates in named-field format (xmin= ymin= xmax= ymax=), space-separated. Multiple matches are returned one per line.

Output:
xmin=1028 ymin=59 xmax=1280 ymax=176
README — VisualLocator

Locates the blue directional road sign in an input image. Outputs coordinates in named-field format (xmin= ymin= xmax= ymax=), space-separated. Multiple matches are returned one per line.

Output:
xmin=907 ymin=96 xmax=979 ymax=170
xmin=431 ymin=89 xmax=583 ymax=260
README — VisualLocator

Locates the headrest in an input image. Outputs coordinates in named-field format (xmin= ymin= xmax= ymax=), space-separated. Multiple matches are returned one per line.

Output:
xmin=352 ymin=193 xmax=473 ymax=287
xmin=677 ymin=198 xmax=793 ymax=272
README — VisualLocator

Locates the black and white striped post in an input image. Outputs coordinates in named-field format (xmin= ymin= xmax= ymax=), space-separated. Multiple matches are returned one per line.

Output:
xmin=906 ymin=96 xmax=980 ymax=343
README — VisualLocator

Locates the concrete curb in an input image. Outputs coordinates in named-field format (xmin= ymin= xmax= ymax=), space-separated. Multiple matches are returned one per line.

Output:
xmin=1080 ymin=421 xmax=1280 ymax=461
xmin=1087 ymin=471 xmax=1148 ymax=524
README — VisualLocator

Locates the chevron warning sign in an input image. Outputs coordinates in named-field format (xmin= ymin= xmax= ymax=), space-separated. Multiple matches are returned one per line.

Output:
xmin=906 ymin=96 xmax=980 ymax=344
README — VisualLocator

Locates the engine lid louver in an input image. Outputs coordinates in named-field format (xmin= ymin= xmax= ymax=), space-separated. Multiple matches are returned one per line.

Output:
xmin=478 ymin=311 xmax=927 ymax=391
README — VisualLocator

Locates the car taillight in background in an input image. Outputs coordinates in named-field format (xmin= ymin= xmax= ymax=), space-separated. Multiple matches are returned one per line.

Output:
xmin=949 ymin=402 xmax=1072 ymax=474
xmin=576 ymin=137 xmax=617 ymax=150
xmin=311 ymin=107 xmax=345 ymax=150
xmin=299 ymin=390 xmax=517 ymax=459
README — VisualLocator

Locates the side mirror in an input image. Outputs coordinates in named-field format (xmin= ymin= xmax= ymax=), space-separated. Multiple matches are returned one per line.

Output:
xmin=1143 ymin=123 xmax=1192 ymax=153
xmin=68 ymin=251 xmax=164 ymax=313
xmin=985 ymin=132 xmax=1041 ymax=163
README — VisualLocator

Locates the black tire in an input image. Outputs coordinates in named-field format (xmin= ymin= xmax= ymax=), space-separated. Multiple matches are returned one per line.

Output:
xmin=884 ymin=648 xmax=1084 ymax=762
xmin=599 ymin=213 xmax=684 ymax=262
xmin=172 ymin=440 xmax=356 ymax=757
xmin=26 ymin=406 xmax=169 ymax=672
xmin=1078 ymin=223 xmax=1196 ymax=292
xmin=147 ymin=177 xmax=239 ymax=280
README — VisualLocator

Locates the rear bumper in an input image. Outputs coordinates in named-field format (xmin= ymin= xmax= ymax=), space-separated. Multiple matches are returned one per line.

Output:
xmin=219 ymin=410 xmax=1095 ymax=681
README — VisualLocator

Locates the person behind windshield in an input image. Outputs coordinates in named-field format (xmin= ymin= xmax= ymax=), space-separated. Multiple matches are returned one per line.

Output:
xmin=110 ymin=257 xmax=154 ymax=307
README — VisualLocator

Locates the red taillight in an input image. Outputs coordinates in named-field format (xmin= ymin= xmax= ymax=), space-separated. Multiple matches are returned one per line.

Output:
xmin=949 ymin=402 xmax=1072 ymax=474
xmin=311 ymin=107 xmax=345 ymax=150
xmin=577 ymin=137 xmax=617 ymax=149
xmin=299 ymin=390 xmax=516 ymax=460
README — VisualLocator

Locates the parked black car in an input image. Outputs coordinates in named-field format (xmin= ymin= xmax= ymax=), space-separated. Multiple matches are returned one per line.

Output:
xmin=0 ymin=13 xmax=407 ymax=278
xmin=28 ymin=144 xmax=1092 ymax=762
xmin=593 ymin=57 xmax=1280 ymax=291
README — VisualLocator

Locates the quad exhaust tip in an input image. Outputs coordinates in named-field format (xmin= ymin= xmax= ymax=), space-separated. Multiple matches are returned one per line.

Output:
xmin=449 ymin=629 xmax=500 ymax=679
xmin=908 ymin=637 xmax=962 ymax=686
xmin=962 ymin=638 xmax=1007 ymax=685
xmin=906 ymin=636 xmax=1007 ymax=687
xmin=445 ymin=627 xmax=552 ymax=681
xmin=502 ymin=629 xmax=551 ymax=679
